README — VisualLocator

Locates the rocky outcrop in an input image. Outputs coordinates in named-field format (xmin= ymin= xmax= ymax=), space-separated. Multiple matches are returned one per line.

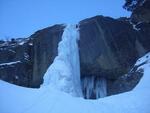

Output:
xmin=80 ymin=16 xmax=136 ymax=79
xmin=0 ymin=38 xmax=33 ymax=87
xmin=108 ymin=65 xmax=143 ymax=95
xmin=0 ymin=24 xmax=64 ymax=87
xmin=79 ymin=15 xmax=150 ymax=96
xmin=124 ymin=0 xmax=150 ymax=23
xmin=30 ymin=25 xmax=64 ymax=87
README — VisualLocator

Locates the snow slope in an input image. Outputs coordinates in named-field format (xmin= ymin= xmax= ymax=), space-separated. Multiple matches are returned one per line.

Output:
xmin=1 ymin=53 xmax=150 ymax=113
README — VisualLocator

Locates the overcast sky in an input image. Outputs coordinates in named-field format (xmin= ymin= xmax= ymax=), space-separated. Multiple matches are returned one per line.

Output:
xmin=0 ymin=0 xmax=130 ymax=39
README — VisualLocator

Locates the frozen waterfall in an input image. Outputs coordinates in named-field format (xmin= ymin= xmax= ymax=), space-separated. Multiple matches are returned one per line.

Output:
xmin=41 ymin=24 xmax=107 ymax=99
xmin=82 ymin=76 xmax=107 ymax=99
xmin=42 ymin=24 xmax=83 ymax=97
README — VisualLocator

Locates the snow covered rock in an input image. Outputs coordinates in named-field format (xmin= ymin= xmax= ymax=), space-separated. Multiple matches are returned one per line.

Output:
xmin=0 ymin=38 xmax=33 ymax=87
xmin=124 ymin=0 xmax=150 ymax=23
xmin=0 ymin=25 xmax=64 ymax=87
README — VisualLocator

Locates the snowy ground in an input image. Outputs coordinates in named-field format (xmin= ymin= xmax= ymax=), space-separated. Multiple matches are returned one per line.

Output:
xmin=0 ymin=53 xmax=150 ymax=113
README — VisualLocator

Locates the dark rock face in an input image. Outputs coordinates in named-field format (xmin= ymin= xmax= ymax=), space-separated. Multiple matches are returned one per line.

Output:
xmin=132 ymin=0 xmax=150 ymax=23
xmin=79 ymin=15 xmax=150 ymax=96
xmin=79 ymin=16 xmax=137 ymax=78
xmin=79 ymin=16 xmax=149 ymax=79
xmin=0 ymin=25 xmax=64 ymax=87
xmin=108 ymin=66 xmax=143 ymax=95
xmin=30 ymin=25 xmax=64 ymax=87
xmin=0 ymin=39 xmax=33 ymax=87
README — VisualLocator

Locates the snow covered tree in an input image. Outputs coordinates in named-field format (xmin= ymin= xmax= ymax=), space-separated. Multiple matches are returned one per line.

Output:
xmin=123 ymin=0 xmax=146 ymax=11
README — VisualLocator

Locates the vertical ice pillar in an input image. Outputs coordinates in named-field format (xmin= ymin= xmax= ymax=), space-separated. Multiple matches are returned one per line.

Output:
xmin=82 ymin=76 xmax=107 ymax=99
xmin=95 ymin=77 xmax=107 ymax=98
xmin=42 ymin=24 xmax=83 ymax=97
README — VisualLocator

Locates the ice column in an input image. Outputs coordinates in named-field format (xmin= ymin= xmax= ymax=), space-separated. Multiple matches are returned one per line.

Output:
xmin=42 ymin=24 xmax=83 ymax=97
xmin=82 ymin=77 xmax=107 ymax=99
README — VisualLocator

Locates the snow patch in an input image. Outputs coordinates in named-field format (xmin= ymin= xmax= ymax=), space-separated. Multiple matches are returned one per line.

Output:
xmin=129 ymin=21 xmax=141 ymax=31
xmin=135 ymin=52 xmax=150 ymax=66
xmin=24 ymin=53 xmax=30 ymax=61
xmin=0 ymin=61 xmax=21 ymax=66
xmin=28 ymin=42 xmax=33 ymax=46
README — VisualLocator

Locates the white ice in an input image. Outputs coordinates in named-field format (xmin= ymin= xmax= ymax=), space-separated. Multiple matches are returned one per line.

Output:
xmin=95 ymin=77 xmax=107 ymax=98
xmin=42 ymin=24 xmax=82 ymax=97
xmin=82 ymin=76 xmax=107 ymax=99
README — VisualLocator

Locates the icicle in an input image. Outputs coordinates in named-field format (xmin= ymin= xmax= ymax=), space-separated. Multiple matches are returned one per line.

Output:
xmin=82 ymin=76 xmax=95 ymax=99
xmin=41 ymin=24 xmax=83 ymax=97
xmin=82 ymin=76 xmax=107 ymax=99
xmin=95 ymin=78 xmax=107 ymax=98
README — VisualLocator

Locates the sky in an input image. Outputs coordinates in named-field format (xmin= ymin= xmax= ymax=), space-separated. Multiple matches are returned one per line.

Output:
xmin=0 ymin=0 xmax=131 ymax=39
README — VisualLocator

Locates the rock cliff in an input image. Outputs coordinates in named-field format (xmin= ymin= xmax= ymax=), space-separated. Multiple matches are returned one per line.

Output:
xmin=79 ymin=15 xmax=150 ymax=97
xmin=0 ymin=25 xmax=64 ymax=87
